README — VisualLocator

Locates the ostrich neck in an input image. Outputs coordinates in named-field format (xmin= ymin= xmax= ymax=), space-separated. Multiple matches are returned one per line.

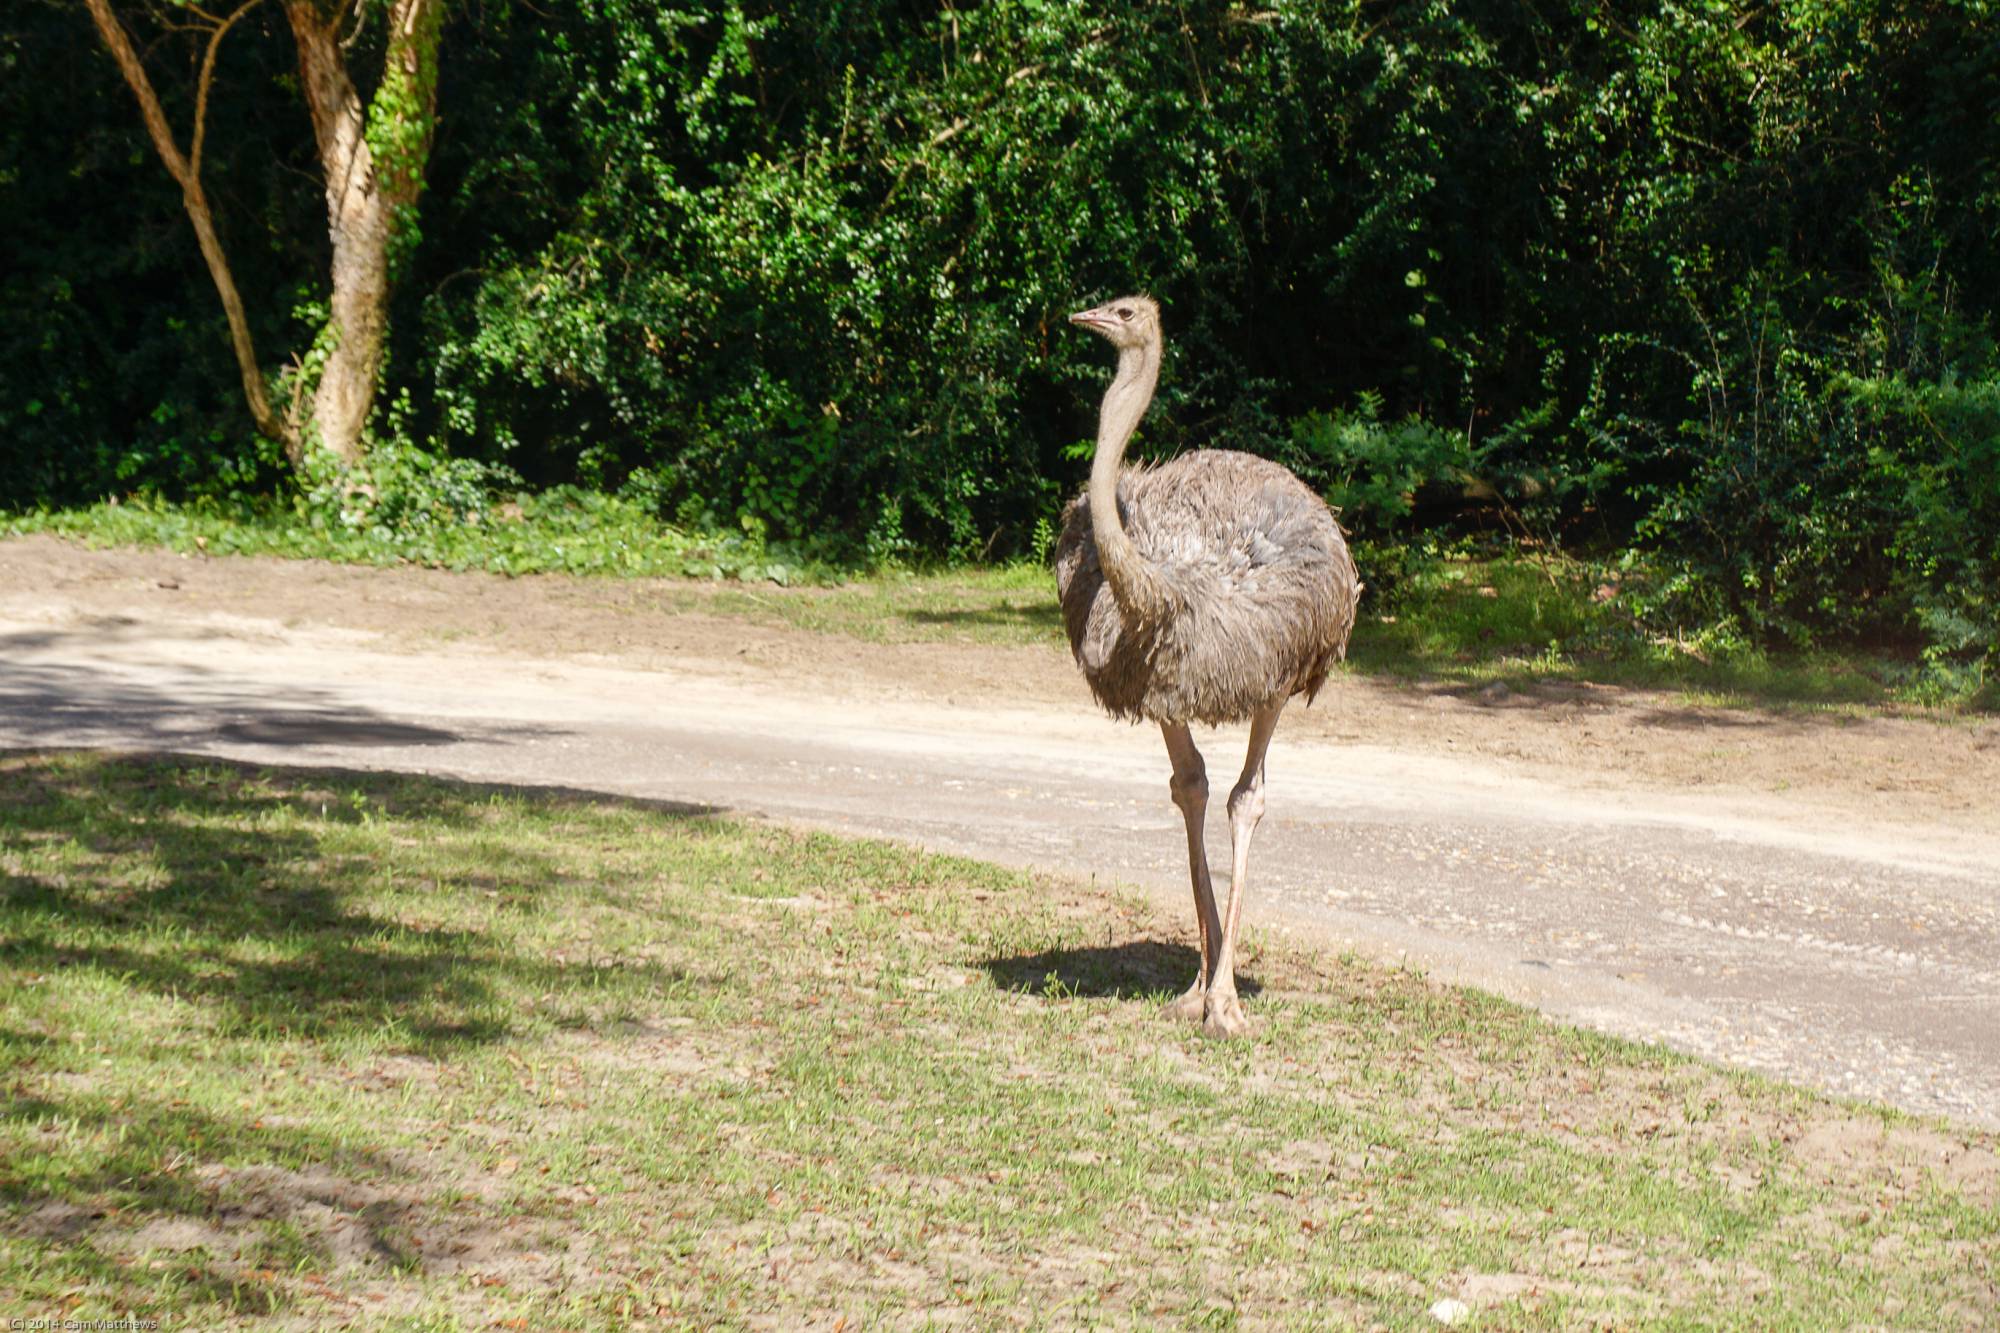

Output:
xmin=1088 ymin=339 xmax=1166 ymax=621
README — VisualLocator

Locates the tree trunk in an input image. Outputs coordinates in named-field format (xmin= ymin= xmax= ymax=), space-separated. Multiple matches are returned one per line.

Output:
xmin=285 ymin=0 xmax=440 ymax=467
xmin=86 ymin=0 xmax=441 ymax=474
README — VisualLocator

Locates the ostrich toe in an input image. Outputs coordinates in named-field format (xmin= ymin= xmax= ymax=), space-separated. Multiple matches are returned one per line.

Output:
xmin=1163 ymin=982 xmax=1206 ymax=1023
xmin=1201 ymin=990 xmax=1250 ymax=1040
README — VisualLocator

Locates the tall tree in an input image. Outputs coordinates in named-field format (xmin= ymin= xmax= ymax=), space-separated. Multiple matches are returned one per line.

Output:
xmin=82 ymin=0 xmax=441 ymax=468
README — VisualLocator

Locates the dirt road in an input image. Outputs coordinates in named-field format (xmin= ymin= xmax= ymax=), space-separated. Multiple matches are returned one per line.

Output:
xmin=4 ymin=535 xmax=1997 ymax=1128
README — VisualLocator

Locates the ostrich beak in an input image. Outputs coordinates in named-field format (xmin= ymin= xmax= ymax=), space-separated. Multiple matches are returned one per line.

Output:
xmin=1069 ymin=306 xmax=1115 ymax=332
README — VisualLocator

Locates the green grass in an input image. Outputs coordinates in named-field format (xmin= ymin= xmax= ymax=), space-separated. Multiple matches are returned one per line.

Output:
xmin=6 ymin=497 xmax=1989 ymax=710
xmin=1344 ymin=555 xmax=1978 ymax=711
xmin=626 ymin=555 xmax=1978 ymax=712
xmin=644 ymin=560 xmax=1065 ymax=648
xmin=3 ymin=752 xmax=1994 ymax=1328
xmin=1 ymin=491 xmax=831 ymax=584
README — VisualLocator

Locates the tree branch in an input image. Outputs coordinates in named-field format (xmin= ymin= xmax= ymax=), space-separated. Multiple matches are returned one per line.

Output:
xmin=192 ymin=0 xmax=265 ymax=179
xmin=338 ymin=0 xmax=369 ymax=51
xmin=83 ymin=0 xmax=193 ymax=187
xmin=82 ymin=0 xmax=295 ymax=456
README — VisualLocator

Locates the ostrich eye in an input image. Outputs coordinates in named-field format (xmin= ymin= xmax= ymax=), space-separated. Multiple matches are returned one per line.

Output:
xmin=1116 ymin=307 xmax=1133 ymax=320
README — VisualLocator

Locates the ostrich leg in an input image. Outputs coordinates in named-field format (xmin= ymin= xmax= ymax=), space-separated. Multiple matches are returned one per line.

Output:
xmin=1161 ymin=722 xmax=1220 ymax=1021
xmin=1204 ymin=700 xmax=1285 ymax=1039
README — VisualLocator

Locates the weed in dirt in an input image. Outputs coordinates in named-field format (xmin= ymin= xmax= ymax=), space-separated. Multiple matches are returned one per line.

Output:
xmin=1 ymin=752 xmax=1994 ymax=1328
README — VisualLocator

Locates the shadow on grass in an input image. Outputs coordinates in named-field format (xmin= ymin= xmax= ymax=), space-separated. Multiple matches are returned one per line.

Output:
xmin=902 ymin=601 xmax=1064 ymax=638
xmin=0 ymin=1088 xmax=427 ymax=1317
xmin=981 ymin=940 xmax=1262 ymax=1002
xmin=1336 ymin=566 xmax=1990 ymax=716
xmin=1344 ymin=632 xmax=1928 ymax=717
xmin=0 ymin=751 xmax=735 ymax=1312
xmin=0 ymin=750 xmax=717 ymax=1051
xmin=1384 ymin=673 xmax=1786 ymax=727
xmin=1323 ymin=550 xmax=1997 ymax=716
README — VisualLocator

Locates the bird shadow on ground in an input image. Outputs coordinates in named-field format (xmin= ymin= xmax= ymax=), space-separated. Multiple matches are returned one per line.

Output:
xmin=980 ymin=941 xmax=1262 ymax=1001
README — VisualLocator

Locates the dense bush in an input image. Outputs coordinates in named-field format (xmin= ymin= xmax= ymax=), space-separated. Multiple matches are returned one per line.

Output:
xmin=4 ymin=0 xmax=1997 ymax=666
xmin=1634 ymin=271 xmax=2000 ymax=669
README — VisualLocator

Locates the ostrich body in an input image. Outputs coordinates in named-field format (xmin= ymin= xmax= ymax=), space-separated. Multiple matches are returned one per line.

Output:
xmin=1054 ymin=295 xmax=1359 ymax=1037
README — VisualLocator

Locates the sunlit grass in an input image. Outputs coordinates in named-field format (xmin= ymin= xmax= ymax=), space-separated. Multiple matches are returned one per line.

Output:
xmin=2 ymin=753 xmax=1994 ymax=1327
xmin=659 ymin=553 xmax=1974 ymax=712
xmin=1 ymin=491 xmax=829 ymax=583
xmin=663 ymin=560 xmax=1063 ymax=647
xmin=1345 ymin=556 xmax=1932 ymax=712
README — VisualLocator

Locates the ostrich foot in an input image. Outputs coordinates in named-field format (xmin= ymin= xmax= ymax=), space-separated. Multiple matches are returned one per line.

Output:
xmin=1201 ymin=990 xmax=1250 ymax=1040
xmin=1163 ymin=981 xmax=1206 ymax=1023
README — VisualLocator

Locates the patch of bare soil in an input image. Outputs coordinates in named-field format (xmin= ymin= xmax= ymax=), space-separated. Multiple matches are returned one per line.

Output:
xmin=1793 ymin=1118 xmax=2000 ymax=1204
xmin=16 ymin=1151 xmax=601 ymax=1329
xmin=5 ymin=535 xmax=1995 ymax=841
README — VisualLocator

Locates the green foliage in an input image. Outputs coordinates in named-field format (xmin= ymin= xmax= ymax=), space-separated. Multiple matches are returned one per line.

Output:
xmin=361 ymin=0 xmax=444 ymax=276
xmin=1282 ymin=393 xmax=1474 ymax=540
xmin=1854 ymin=369 xmax=2000 ymax=689
xmin=7 ymin=0 xmax=2000 ymax=666
xmin=1629 ymin=265 xmax=1999 ymax=684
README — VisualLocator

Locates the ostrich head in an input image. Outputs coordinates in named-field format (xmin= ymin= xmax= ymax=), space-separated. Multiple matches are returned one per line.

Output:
xmin=1070 ymin=295 xmax=1161 ymax=351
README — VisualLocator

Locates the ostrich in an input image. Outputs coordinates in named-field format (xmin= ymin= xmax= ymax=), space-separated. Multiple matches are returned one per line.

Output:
xmin=1054 ymin=295 xmax=1360 ymax=1038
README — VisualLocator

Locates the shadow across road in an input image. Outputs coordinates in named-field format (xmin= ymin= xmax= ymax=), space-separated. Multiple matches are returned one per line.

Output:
xmin=0 ymin=631 xmax=560 ymax=754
